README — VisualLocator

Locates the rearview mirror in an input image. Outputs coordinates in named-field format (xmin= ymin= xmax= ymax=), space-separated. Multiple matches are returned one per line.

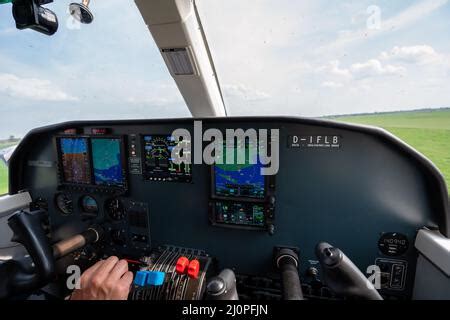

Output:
xmin=69 ymin=0 xmax=94 ymax=24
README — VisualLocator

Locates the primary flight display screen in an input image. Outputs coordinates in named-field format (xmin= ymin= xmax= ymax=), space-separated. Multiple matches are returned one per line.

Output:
xmin=142 ymin=135 xmax=192 ymax=182
xmin=213 ymin=146 xmax=266 ymax=199
xmin=91 ymin=138 xmax=125 ymax=187
xmin=59 ymin=137 xmax=91 ymax=184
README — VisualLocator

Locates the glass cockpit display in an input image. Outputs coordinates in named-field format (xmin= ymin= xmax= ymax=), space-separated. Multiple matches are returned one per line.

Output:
xmin=210 ymin=140 xmax=275 ymax=231
xmin=91 ymin=138 xmax=125 ymax=187
xmin=59 ymin=138 xmax=91 ymax=184
xmin=57 ymin=136 xmax=127 ymax=190
xmin=214 ymin=202 xmax=265 ymax=227
xmin=213 ymin=144 xmax=265 ymax=199
xmin=142 ymin=135 xmax=192 ymax=182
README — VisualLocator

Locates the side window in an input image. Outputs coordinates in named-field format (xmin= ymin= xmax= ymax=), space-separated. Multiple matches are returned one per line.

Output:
xmin=0 ymin=137 xmax=18 ymax=195
xmin=0 ymin=161 xmax=7 ymax=195
xmin=334 ymin=110 xmax=450 ymax=193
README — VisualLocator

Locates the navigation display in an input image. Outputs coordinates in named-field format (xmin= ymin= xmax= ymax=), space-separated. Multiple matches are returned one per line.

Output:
xmin=142 ymin=135 xmax=192 ymax=182
xmin=91 ymin=138 xmax=125 ymax=187
xmin=214 ymin=202 xmax=265 ymax=227
xmin=213 ymin=146 xmax=265 ymax=199
xmin=59 ymin=138 xmax=91 ymax=184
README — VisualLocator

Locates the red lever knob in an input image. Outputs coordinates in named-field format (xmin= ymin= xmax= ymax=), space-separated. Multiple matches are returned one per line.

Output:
xmin=176 ymin=256 xmax=189 ymax=275
xmin=187 ymin=259 xmax=200 ymax=279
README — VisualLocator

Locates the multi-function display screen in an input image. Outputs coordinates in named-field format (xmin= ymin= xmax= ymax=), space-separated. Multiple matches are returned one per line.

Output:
xmin=214 ymin=202 xmax=265 ymax=227
xmin=91 ymin=138 xmax=125 ymax=187
xmin=210 ymin=142 xmax=273 ymax=230
xmin=59 ymin=138 xmax=91 ymax=184
xmin=142 ymin=135 xmax=192 ymax=182
xmin=213 ymin=145 xmax=266 ymax=199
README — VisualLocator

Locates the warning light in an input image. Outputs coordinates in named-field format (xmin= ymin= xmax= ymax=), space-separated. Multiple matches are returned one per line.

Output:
xmin=63 ymin=128 xmax=79 ymax=135
xmin=91 ymin=128 xmax=110 ymax=135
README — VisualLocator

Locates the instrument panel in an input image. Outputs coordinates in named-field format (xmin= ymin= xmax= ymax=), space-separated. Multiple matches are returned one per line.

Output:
xmin=8 ymin=117 xmax=449 ymax=300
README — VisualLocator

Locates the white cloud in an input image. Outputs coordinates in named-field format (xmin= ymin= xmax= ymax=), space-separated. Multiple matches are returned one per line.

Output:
xmin=0 ymin=73 xmax=77 ymax=102
xmin=317 ymin=60 xmax=352 ymax=78
xmin=223 ymin=84 xmax=270 ymax=101
xmin=318 ymin=58 xmax=405 ymax=80
xmin=386 ymin=0 xmax=448 ymax=29
xmin=126 ymin=96 xmax=176 ymax=106
xmin=125 ymin=82 xmax=183 ymax=107
xmin=321 ymin=81 xmax=344 ymax=88
xmin=380 ymin=45 xmax=449 ymax=66
xmin=350 ymin=59 xmax=406 ymax=78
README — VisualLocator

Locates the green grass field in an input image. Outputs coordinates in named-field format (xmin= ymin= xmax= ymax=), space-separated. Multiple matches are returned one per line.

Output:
xmin=0 ymin=141 xmax=17 ymax=195
xmin=0 ymin=162 xmax=7 ymax=195
xmin=332 ymin=109 xmax=450 ymax=191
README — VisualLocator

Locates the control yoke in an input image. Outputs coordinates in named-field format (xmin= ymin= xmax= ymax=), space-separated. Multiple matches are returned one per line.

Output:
xmin=0 ymin=209 xmax=102 ymax=299
xmin=0 ymin=209 xmax=54 ymax=299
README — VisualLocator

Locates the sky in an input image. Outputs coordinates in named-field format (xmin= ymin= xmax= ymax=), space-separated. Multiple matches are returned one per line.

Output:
xmin=0 ymin=0 xmax=450 ymax=139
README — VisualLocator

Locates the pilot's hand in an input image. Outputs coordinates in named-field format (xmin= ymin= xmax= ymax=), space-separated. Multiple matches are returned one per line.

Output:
xmin=70 ymin=256 xmax=133 ymax=300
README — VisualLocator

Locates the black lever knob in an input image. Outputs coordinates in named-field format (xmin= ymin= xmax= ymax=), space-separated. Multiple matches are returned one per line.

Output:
xmin=316 ymin=242 xmax=382 ymax=300
xmin=206 ymin=269 xmax=238 ymax=300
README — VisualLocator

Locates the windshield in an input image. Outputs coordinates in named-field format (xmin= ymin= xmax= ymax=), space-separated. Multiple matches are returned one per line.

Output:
xmin=1 ymin=0 xmax=449 ymax=194
xmin=0 ymin=0 xmax=192 ymax=195
xmin=0 ymin=0 xmax=189 ymax=142
xmin=196 ymin=0 xmax=450 ymax=116
xmin=196 ymin=0 xmax=450 ymax=191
